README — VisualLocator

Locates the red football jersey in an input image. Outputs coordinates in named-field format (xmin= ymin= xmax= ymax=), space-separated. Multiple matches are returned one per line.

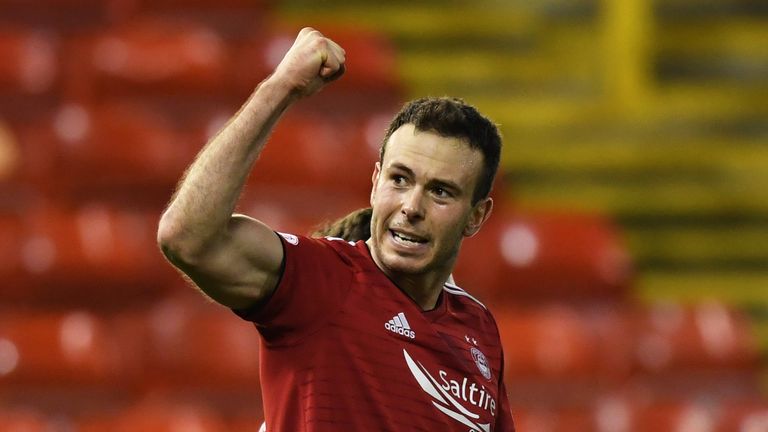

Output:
xmin=235 ymin=233 xmax=515 ymax=432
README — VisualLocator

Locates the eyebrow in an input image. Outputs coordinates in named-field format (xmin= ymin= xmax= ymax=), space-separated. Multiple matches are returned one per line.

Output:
xmin=388 ymin=162 xmax=464 ymax=195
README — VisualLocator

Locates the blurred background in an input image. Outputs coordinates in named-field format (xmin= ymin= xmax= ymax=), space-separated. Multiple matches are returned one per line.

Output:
xmin=1 ymin=0 xmax=767 ymax=430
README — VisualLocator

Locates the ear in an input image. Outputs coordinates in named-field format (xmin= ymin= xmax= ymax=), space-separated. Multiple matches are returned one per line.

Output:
xmin=370 ymin=162 xmax=382 ymax=207
xmin=463 ymin=197 xmax=493 ymax=237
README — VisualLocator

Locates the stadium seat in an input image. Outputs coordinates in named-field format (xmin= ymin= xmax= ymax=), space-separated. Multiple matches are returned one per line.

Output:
xmin=138 ymin=297 xmax=261 ymax=391
xmin=454 ymin=205 xmax=633 ymax=304
xmin=494 ymin=305 xmax=633 ymax=382
xmin=629 ymin=302 xmax=760 ymax=373
xmin=231 ymin=27 xmax=403 ymax=112
xmin=511 ymin=406 xmax=594 ymax=432
xmin=512 ymin=395 xmax=768 ymax=432
xmin=63 ymin=21 xmax=403 ymax=119
xmin=496 ymin=302 xmax=760 ymax=403
xmin=0 ymin=409 xmax=51 ymax=432
xmin=0 ymin=30 xmax=60 ymax=122
xmin=77 ymin=400 xmax=230 ymax=432
xmin=237 ymin=185 xmax=370 ymax=237
xmin=131 ymin=0 xmax=269 ymax=11
xmin=13 ymin=205 xmax=174 ymax=306
xmin=716 ymin=399 xmax=768 ymax=432
xmin=0 ymin=0 xmax=124 ymax=33
xmin=24 ymin=101 xmax=206 ymax=206
xmin=613 ymin=397 xmax=768 ymax=432
xmin=0 ymin=311 xmax=126 ymax=387
xmin=0 ymin=213 xmax=24 ymax=291
xmin=0 ymin=116 xmax=66 ymax=202
xmin=634 ymin=399 xmax=749 ymax=432
xmin=321 ymin=28 xmax=402 ymax=94
xmin=124 ymin=0 xmax=271 ymax=39
xmin=63 ymin=19 xmax=230 ymax=106
xmin=0 ymin=30 xmax=58 ymax=96
xmin=34 ymin=105 xmax=389 ymax=207
xmin=244 ymin=110 xmax=387 ymax=198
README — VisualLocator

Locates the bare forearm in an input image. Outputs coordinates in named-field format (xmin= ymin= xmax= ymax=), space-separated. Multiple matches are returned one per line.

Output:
xmin=159 ymin=76 xmax=296 ymax=252
xmin=157 ymin=27 xmax=346 ymax=300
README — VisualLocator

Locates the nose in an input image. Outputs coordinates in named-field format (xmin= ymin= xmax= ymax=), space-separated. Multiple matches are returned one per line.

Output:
xmin=401 ymin=188 xmax=425 ymax=220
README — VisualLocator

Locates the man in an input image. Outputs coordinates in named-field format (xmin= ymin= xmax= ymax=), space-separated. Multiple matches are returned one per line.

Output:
xmin=157 ymin=27 xmax=515 ymax=431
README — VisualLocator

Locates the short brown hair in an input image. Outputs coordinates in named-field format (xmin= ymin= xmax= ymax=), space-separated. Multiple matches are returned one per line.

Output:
xmin=380 ymin=97 xmax=502 ymax=204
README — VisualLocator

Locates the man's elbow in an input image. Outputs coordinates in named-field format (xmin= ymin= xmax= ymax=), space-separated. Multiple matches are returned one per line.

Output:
xmin=156 ymin=210 xmax=203 ymax=266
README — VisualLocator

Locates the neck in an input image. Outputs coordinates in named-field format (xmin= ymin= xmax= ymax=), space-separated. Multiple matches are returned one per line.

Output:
xmin=395 ymin=274 xmax=447 ymax=311
xmin=365 ymin=239 xmax=452 ymax=311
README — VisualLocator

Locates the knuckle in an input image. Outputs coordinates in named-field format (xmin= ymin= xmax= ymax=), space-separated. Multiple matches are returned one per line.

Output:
xmin=309 ymin=37 xmax=328 ymax=51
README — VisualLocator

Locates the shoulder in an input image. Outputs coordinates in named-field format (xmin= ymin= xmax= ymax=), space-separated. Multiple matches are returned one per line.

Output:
xmin=318 ymin=235 xmax=361 ymax=252
xmin=442 ymin=282 xmax=502 ymax=337
xmin=320 ymin=236 xmax=377 ymax=270
xmin=280 ymin=234 xmax=372 ymax=268
xmin=442 ymin=282 xmax=488 ymax=312
xmin=278 ymin=233 xmax=353 ymax=254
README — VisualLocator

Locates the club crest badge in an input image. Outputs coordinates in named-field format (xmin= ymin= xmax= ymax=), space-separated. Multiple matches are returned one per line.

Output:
xmin=471 ymin=347 xmax=492 ymax=381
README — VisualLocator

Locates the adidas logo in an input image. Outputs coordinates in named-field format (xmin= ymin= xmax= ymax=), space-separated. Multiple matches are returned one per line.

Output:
xmin=385 ymin=312 xmax=416 ymax=339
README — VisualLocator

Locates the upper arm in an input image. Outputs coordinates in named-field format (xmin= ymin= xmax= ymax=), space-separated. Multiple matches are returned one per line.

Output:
xmin=161 ymin=213 xmax=284 ymax=310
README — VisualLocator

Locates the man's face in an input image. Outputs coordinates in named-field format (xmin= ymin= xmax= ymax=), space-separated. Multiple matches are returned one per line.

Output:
xmin=368 ymin=124 xmax=492 ymax=278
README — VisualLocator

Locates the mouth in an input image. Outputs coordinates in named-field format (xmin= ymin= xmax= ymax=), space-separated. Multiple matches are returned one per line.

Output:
xmin=389 ymin=229 xmax=428 ymax=247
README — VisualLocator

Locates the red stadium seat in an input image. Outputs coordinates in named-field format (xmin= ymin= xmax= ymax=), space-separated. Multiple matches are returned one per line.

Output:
xmin=0 ymin=0 xmax=124 ymax=33
xmin=629 ymin=302 xmax=760 ymax=373
xmin=134 ymin=0 xmax=269 ymax=9
xmin=27 ymin=102 xmax=203 ymax=205
xmin=63 ymin=22 xmax=403 ymax=119
xmin=125 ymin=0 xmax=271 ymax=39
xmin=454 ymin=205 xmax=633 ymax=304
xmin=622 ymin=397 xmax=768 ymax=431
xmin=0 ymin=409 xmax=51 ymax=432
xmin=0 ymin=117 xmax=61 ymax=199
xmin=0 ymin=213 xmax=25 ymax=290
xmin=78 ymin=400 xmax=230 ymax=432
xmin=0 ymin=30 xmax=58 ymax=96
xmin=32 ymin=104 xmax=390 ymax=206
xmin=320 ymin=27 xmax=402 ymax=93
xmin=231 ymin=27 xmax=403 ymax=112
xmin=245 ymin=110 xmax=389 ymax=198
xmin=494 ymin=305 xmax=633 ymax=382
xmin=633 ymin=400 xmax=740 ymax=432
xmin=138 ymin=297 xmax=261 ymax=391
xmin=717 ymin=399 xmax=768 ymax=432
xmin=513 ymin=395 xmax=768 ymax=432
xmin=237 ymin=182 xmax=371 ymax=238
xmin=0 ymin=30 xmax=60 ymax=122
xmin=8 ymin=205 xmax=175 ymax=306
xmin=496 ymin=302 xmax=759 ymax=403
xmin=630 ymin=401 xmax=697 ymax=432
xmin=64 ymin=19 xmax=231 ymax=105
xmin=0 ymin=311 xmax=127 ymax=387
xmin=511 ymin=406 xmax=595 ymax=432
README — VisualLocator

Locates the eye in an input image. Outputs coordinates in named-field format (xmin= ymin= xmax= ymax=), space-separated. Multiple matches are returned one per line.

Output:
xmin=433 ymin=186 xmax=452 ymax=198
xmin=391 ymin=174 xmax=407 ymax=186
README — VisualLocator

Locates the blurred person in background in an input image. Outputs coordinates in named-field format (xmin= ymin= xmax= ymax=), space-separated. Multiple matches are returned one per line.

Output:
xmin=157 ymin=27 xmax=514 ymax=432
xmin=313 ymin=206 xmax=373 ymax=242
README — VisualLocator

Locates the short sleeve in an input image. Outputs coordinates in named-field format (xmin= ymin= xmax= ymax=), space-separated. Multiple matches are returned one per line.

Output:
xmin=233 ymin=233 xmax=353 ymax=346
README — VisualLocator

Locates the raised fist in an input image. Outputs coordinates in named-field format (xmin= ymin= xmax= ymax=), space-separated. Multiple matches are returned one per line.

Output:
xmin=271 ymin=27 xmax=346 ymax=98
